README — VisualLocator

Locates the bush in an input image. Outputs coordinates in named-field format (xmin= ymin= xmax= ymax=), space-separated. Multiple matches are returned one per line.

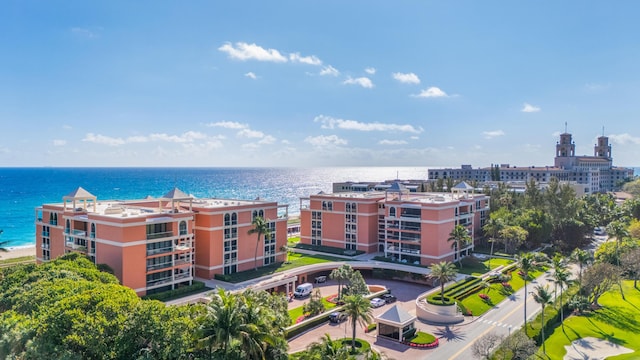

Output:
xmin=285 ymin=313 xmax=330 ymax=339
xmin=294 ymin=243 xmax=364 ymax=256
xmin=364 ymin=323 xmax=377 ymax=333
xmin=142 ymin=281 xmax=206 ymax=301
xmin=214 ymin=273 xmax=232 ymax=282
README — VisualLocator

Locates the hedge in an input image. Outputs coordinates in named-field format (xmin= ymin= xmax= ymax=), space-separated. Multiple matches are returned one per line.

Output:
xmin=142 ymin=281 xmax=206 ymax=301
xmin=293 ymin=243 xmax=365 ymax=256
xmin=285 ymin=312 xmax=331 ymax=339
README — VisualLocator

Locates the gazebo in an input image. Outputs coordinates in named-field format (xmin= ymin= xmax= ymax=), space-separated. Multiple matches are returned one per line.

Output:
xmin=375 ymin=304 xmax=417 ymax=342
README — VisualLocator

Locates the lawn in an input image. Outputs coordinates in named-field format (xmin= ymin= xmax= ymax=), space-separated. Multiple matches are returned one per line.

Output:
xmin=288 ymin=296 xmax=337 ymax=324
xmin=458 ymin=268 xmax=545 ymax=316
xmin=217 ymin=252 xmax=346 ymax=283
xmin=0 ymin=255 xmax=36 ymax=266
xmin=541 ymin=281 xmax=640 ymax=360
xmin=409 ymin=331 xmax=437 ymax=344
xmin=456 ymin=257 xmax=514 ymax=276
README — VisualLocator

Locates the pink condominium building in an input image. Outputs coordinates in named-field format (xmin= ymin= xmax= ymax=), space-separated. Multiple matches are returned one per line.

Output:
xmin=300 ymin=182 xmax=489 ymax=265
xmin=35 ymin=187 xmax=288 ymax=296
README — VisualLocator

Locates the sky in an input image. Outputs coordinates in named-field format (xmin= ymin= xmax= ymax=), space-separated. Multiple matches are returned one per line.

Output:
xmin=1 ymin=1 xmax=640 ymax=168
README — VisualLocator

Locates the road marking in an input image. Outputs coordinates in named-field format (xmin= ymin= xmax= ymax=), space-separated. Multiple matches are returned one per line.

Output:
xmin=449 ymin=294 xmax=531 ymax=360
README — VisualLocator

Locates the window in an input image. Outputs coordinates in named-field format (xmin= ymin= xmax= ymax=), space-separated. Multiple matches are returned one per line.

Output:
xmin=389 ymin=207 xmax=396 ymax=217
xmin=179 ymin=221 xmax=187 ymax=235
xmin=65 ymin=219 xmax=71 ymax=234
xmin=90 ymin=223 xmax=96 ymax=238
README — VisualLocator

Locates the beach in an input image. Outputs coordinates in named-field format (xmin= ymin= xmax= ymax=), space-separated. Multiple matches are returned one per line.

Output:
xmin=0 ymin=246 xmax=36 ymax=261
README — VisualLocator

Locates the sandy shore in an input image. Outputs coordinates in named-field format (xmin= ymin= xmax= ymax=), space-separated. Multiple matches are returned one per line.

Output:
xmin=0 ymin=246 xmax=36 ymax=260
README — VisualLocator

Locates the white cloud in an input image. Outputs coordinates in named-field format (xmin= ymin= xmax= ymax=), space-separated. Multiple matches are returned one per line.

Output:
xmin=392 ymin=72 xmax=420 ymax=84
xmin=378 ymin=140 xmax=408 ymax=145
xmin=82 ymin=131 xmax=208 ymax=146
xmin=82 ymin=133 xmax=125 ymax=146
xmin=71 ymin=27 xmax=98 ymax=38
xmin=289 ymin=52 xmax=322 ymax=65
xmin=609 ymin=133 xmax=640 ymax=145
xmin=62 ymin=124 xmax=73 ymax=130
xmin=410 ymin=136 xmax=419 ymax=140
xmin=521 ymin=103 xmax=541 ymax=113
xmin=218 ymin=42 xmax=287 ymax=63
xmin=314 ymin=115 xmax=423 ymax=134
xmin=258 ymin=135 xmax=276 ymax=145
xmin=365 ymin=67 xmax=376 ymax=75
xmin=482 ymin=130 xmax=505 ymax=139
xmin=412 ymin=87 xmax=448 ymax=98
xmin=584 ymin=83 xmax=611 ymax=92
xmin=244 ymin=72 xmax=257 ymax=79
xmin=53 ymin=139 xmax=67 ymax=146
xmin=149 ymin=131 xmax=207 ymax=143
xmin=304 ymin=135 xmax=347 ymax=147
xmin=319 ymin=65 xmax=340 ymax=77
xmin=237 ymin=128 xmax=265 ymax=139
xmin=343 ymin=76 xmax=374 ymax=89
xmin=207 ymin=121 xmax=247 ymax=129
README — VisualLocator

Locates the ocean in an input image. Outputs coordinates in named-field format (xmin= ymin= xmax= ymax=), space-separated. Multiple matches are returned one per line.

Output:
xmin=0 ymin=167 xmax=429 ymax=248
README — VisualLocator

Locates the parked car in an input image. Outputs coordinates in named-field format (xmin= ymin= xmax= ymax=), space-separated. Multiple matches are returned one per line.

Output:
xmin=329 ymin=311 xmax=347 ymax=323
xmin=293 ymin=283 xmax=313 ymax=298
xmin=370 ymin=298 xmax=386 ymax=308
xmin=380 ymin=294 xmax=397 ymax=304
xmin=594 ymin=227 xmax=606 ymax=236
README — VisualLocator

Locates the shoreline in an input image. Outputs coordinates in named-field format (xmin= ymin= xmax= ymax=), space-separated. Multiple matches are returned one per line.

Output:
xmin=0 ymin=245 xmax=36 ymax=260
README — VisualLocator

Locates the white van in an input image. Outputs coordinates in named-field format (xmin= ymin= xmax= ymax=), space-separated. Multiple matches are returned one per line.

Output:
xmin=293 ymin=283 xmax=313 ymax=298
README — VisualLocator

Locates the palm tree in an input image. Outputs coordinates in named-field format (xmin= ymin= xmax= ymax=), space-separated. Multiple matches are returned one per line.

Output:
xmin=606 ymin=220 xmax=629 ymax=266
xmin=571 ymin=248 xmax=592 ymax=291
xmin=549 ymin=253 xmax=565 ymax=299
xmin=428 ymin=261 xmax=458 ymax=304
xmin=342 ymin=294 xmax=372 ymax=352
xmin=302 ymin=333 xmax=349 ymax=360
xmin=280 ymin=244 xmax=289 ymax=264
xmin=330 ymin=264 xmax=352 ymax=301
xmin=482 ymin=218 xmax=504 ymax=269
xmin=0 ymin=229 xmax=8 ymax=258
xmin=531 ymin=285 xmax=553 ymax=354
xmin=516 ymin=252 xmax=540 ymax=330
xmin=549 ymin=267 xmax=572 ymax=328
xmin=247 ymin=216 xmax=271 ymax=271
xmin=448 ymin=224 xmax=471 ymax=266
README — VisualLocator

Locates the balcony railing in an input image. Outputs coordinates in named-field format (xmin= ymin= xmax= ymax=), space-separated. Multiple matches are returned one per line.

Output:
xmin=146 ymin=247 xmax=173 ymax=256
xmin=174 ymin=273 xmax=191 ymax=281
xmin=175 ymin=244 xmax=191 ymax=251
xmin=174 ymin=259 xmax=192 ymax=266
xmin=72 ymin=229 xmax=87 ymax=236
xmin=41 ymin=243 xmax=50 ymax=250
xmin=146 ymin=231 xmax=173 ymax=240
xmin=42 ymin=231 xmax=50 ymax=237
xmin=147 ymin=262 xmax=173 ymax=271
xmin=146 ymin=277 xmax=173 ymax=287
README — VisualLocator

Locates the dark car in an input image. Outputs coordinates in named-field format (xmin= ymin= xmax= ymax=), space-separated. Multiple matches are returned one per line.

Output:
xmin=329 ymin=311 xmax=347 ymax=323
xmin=381 ymin=294 xmax=397 ymax=304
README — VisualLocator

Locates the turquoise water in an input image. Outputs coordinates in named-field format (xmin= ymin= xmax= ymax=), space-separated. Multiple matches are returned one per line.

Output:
xmin=0 ymin=167 xmax=429 ymax=247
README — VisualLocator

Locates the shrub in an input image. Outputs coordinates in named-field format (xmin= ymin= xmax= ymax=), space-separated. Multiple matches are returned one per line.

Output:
xmin=478 ymin=293 xmax=489 ymax=300
xmin=142 ymin=281 xmax=206 ymax=301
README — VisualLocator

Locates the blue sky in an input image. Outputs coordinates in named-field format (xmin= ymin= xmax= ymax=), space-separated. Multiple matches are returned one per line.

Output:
xmin=1 ymin=1 xmax=640 ymax=168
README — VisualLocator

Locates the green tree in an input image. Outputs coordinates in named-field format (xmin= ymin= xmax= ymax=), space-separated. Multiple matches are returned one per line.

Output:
xmin=621 ymin=248 xmax=640 ymax=289
xmin=448 ymin=225 xmax=471 ymax=266
xmin=300 ymin=334 xmax=349 ymax=360
xmin=498 ymin=225 xmax=528 ymax=254
xmin=548 ymin=266 xmax=572 ymax=328
xmin=582 ymin=262 xmax=620 ymax=306
xmin=516 ymin=252 xmax=546 ymax=329
xmin=571 ymin=248 xmax=592 ymax=291
xmin=343 ymin=270 xmax=368 ymax=297
xmin=531 ymin=285 xmax=553 ymax=355
xmin=248 ymin=216 xmax=272 ymax=271
xmin=303 ymin=290 xmax=326 ymax=317
xmin=342 ymin=295 xmax=372 ymax=352
xmin=330 ymin=264 xmax=352 ymax=300
xmin=427 ymin=261 xmax=458 ymax=304
xmin=606 ymin=220 xmax=630 ymax=266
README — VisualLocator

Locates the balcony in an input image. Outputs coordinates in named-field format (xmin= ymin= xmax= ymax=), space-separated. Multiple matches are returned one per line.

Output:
xmin=41 ymin=243 xmax=50 ymax=250
xmin=146 ymin=231 xmax=173 ymax=240
xmin=147 ymin=262 xmax=173 ymax=271
xmin=174 ymin=273 xmax=192 ymax=281
xmin=175 ymin=244 xmax=191 ymax=251
xmin=175 ymin=258 xmax=192 ymax=266
xmin=146 ymin=247 xmax=173 ymax=256
xmin=42 ymin=231 xmax=50 ymax=237
xmin=146 ymin=277 xmax=173 ymax=287
xmin=72 ymin=229 xmax=87 ymax=237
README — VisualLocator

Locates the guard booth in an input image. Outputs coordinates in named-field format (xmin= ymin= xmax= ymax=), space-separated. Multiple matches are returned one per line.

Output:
xmin=375 ymin=305 xmax=417 ymax=342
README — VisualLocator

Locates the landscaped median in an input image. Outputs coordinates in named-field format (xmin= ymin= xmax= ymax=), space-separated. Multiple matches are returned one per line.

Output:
xmin=284 ymin=286 xmax=389 ymax=339
xmin=402 ymin=331 xmax=439 ymax=349
xmin=418 ymin=263 xmax=546 ymax=322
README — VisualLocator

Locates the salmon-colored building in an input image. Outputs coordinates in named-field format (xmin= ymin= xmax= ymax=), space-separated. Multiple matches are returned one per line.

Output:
xmin=35 ymin=187 xmax=288 ymax=296
xmin=300 ymin=182 xmax=489 ymax=265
